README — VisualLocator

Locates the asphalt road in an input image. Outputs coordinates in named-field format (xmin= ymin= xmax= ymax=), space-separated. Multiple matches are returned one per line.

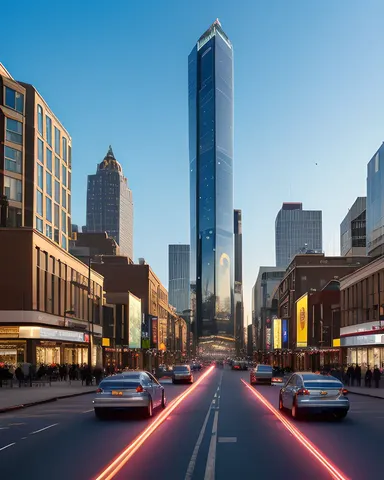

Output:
xmin=0 ymin=367 xmax=382 ymax=479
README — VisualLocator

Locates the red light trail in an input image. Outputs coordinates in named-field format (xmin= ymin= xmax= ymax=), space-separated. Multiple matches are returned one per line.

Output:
xmin=241 ymin=379 xmax=349 ymax=480
xmin=95 ymin=365 xmax=215 ymax=480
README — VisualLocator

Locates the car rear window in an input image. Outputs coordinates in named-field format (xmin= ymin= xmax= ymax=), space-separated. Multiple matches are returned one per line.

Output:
xmin=174 ymin=366 xmax=190 ymax=372
xmin=100 ymin=381 xmax=140 ymax=390
xmin=257 ymin=366 xmax=273 ymax=372
xmin=304 ymin=381 xmax=342 ymax=389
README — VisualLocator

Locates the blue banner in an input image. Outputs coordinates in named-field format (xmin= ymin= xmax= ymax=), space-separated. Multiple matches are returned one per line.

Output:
xmin=282 ymin=319 xmax=288 ymax=348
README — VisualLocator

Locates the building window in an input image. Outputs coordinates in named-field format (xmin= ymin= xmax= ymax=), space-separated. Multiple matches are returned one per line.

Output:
xmin=62 ymin=234 xmax=67 ymax=250
xmin=38 ymin=139 xmax=44 ymax=164
xmin=61 ymin=210 xmax=66 ymax=233
xmin=54 ymin=203 xmax=59 ymax=228
xmin=37 ymin=164 xmax=44 ymax=189
xmin=54 ymin=127 xmax=60 ymax=155
xmin=67 ymin=193 xmax=71 ymax=214
xmin=68 ymin=145 xmax=72 ymax=167
xmin=46 ymin=148 xmax=52 ymax=171
xmin=5 ymin=87 xmax=24 ymax=113
xmin=5 ymin=118 xmax=23 ymax=144
xmin=7 ymin=206 xmax=22 ymax=227
xmin=46 ymin=116 xmax=52 ymax=146
xmin=62 ymin=165 xmax=67 ymax=187
xmin=68 ymin=171 xmax=71 ymax=191
xmin=46 ymin=172 xmax=52 ymax=197
xmin=5 ymin=146 xmax=22 ymax=173
xmin=37 ymin=105 xmax=43 ymax=135
xmin=46 ymin=197 xmax=52 ymax=222
xmin=375 ymin=153 xmax=380 ymax=173
xmin=4 ymin=176 xmax=22 ymax=202
xmin=36 ymin=217 xmax=43 ymax=233
xmin=62 ymin=137 xmax=67 ymax=163
xmin=54 ymin=228 xmax=59 ymax=243
xmin=62 ymin=187 xmax=67 ymax=209
xmin=36 ymin=190 xmax=43 ymax=216
xmin=46 ymin=224 xmax=53 ymax=239
xmin=55 ymin=180 xmax=60 ymax=203
xmin=55 ymin=156 xmax=60 ymax=179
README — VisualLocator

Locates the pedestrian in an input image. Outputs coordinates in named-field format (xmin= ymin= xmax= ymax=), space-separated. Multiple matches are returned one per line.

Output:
xmin=355 ymin=364 xmax=362 ymax=387
xmin=373 ymin=366 xmax=381 ymax=389
xmin=347 ymin=364 xmax=354 ymax=386
xmin=365 ymin=367 xmax=372 ymax=388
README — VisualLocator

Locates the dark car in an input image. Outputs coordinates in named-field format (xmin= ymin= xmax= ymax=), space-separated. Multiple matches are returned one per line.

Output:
xmin=172 ymin=365 xmax=193 ymax=384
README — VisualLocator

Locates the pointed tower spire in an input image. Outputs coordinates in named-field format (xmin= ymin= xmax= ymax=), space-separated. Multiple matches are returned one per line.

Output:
xmin=106 ymin=145 xmax=115 ymax=158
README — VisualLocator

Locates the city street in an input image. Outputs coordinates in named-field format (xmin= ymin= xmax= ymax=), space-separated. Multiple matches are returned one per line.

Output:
xmin=0 ymin=367 xmax=383 ymax=479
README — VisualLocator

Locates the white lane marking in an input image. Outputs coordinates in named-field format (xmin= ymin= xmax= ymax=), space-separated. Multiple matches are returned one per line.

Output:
xmin=204 ymin=410 xmax=219 ymax=480
xmin=0 ymin=427 xmax=9 ymax=430
xmin=21 ymin=437 xmax=27 ymax=440
xmin=0 ymin=443 xmax=15 ymax=452
xmin=218 ymin=437 xmax=237 ymax=443
xmin=29 ymin=423 xmax=58 ymax=435
xmin=214 ymin=393 xmax=217 ymax=398
xmin=81 ymin=409 xmax=94 ymax=414
xmin=8 ymin=423 xmax=25 ymax=426
xmin=212 ymin=400 xmax=216 ymax=404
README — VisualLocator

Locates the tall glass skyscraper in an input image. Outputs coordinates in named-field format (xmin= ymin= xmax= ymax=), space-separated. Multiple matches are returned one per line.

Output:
xmin=168 ymin=244 xmax=190 ymax=314
xmin=189 ymin=20 xmax=234 ymax=343
xmin=86 ymin=146 xmax=133 ymax=260
xmin=367 ymin=144 xmax=384 ymax=257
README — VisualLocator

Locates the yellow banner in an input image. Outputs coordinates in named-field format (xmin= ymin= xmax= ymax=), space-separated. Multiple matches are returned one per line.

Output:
xmin=296 ymin=294 xmax=308 ymax=347
xmin=273 ymin=319 xmax=282 ymax=349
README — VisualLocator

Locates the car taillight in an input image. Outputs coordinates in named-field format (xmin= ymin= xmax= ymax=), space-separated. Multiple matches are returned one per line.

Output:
xmin=96 ymin=388 xmax=103 ymax=393
xmin=136 ymin=385 xmax=144 ymax=393
xmin=340 ymin=388 xmax=348 ymax=395
xmin=297 ymin=388 xmax=310 ymax=396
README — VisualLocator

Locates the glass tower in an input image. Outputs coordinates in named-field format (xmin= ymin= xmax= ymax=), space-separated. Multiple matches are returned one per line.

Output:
xmin=168 ymin=244 xmax=190 ymax=314
xmin=367 ymin=144 xmax=384 ymax=257
xmin=189 ymin=20 xmax=234 ymax=343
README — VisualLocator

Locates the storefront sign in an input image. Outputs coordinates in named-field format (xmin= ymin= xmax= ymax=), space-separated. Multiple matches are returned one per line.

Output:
xmin=282 ymin=319 xmax=288 ymax=348
xmin=265 ymin=327 xmax=271 ymax=350
xmin=273 ymin=319 xmax=282 ymax=349
xmin=151 ymin=316 xmax=158 ymax=348
xmin=102 ymin=338 xmax=110 ymax=347
xmin=0 ymin=326 xmax=19 ymax=338
xmin=128 ymin=293 xmax=142 ymax=349
xmin=296 ymin=293 xmax=308 ymax=348
xmin=340 ymin=334 xmax=384 ymax=347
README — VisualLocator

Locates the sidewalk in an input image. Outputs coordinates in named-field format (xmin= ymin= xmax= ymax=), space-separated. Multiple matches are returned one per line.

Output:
xmin=0 ymin=380 xmax=96 ymax=413
xmin=348 ymin=385 xmax=384 ymax=399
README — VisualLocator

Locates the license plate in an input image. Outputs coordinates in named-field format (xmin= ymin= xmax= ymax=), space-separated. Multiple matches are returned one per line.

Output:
xmin=320 ymin=391 xmax=328 ymax=396
xmin=112 ymin=391 xmax=123 ymax=396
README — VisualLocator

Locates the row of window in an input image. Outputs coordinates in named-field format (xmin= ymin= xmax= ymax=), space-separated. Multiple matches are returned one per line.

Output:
xmin=35 ymin=218 xmax=68 ymax=249
xmin=37 ymin=105 xmax=69 ymax=163
xmin=37 ymin=140 xmax=69 ymax=186
xmin=36 ymin=166 xmax=70 ymax=207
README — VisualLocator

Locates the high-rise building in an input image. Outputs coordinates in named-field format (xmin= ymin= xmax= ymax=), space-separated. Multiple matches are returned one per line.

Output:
xmin=168 ymin=244 xmax=190 ymax=314
xmin=189 ymin=20 xmax=234 ymax=344
xmin=275 ymin=202 xmax=322 ymax=268
xmin=340 ymin=197 xmax=366 ymax=257
xmin=0 ymin=63 xmax=72 ymax=250
xmin=367 ymin=144 xmax=384 ymax=257
xmin=86 ymin=146 xmax=133 ymax=260
xmin=234 ymin=210 xmax=244 ymax=354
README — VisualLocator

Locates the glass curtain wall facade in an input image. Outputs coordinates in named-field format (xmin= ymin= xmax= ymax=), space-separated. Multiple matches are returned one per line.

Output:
xmin=168 ymin=244 xmax=190 ymax=314
xmin=367 ymin=145 xmax=384 ymax=257
xmin=275 ymin=203 xmax=322 ymax=268
xmin=340 ymin=196 xmax=366 ymax=257
xmin=189 ymin=20 xmax=234 ymax=341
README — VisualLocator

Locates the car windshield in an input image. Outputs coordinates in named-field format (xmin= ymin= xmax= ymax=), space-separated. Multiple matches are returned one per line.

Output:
xmin=304 ymin=381 xmax=342 ymax=389
xmin=174 ymin=366 xmax=189 ymax=372
xmin=257 ymin=365 xmax=273 ymax=372
xmin=100 ymin=380 xmax=140 ymax=390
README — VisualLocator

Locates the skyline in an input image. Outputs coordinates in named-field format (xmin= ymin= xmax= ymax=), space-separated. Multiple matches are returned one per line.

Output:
xmin=3 ymin=1 xmax=384 ymax=325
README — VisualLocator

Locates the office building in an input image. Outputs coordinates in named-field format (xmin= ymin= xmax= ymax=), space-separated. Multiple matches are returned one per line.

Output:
xmin=86 ymin=146 xmax=133 ymax=260
xmin=340 ymin=197 xmax=366 ymax=257
xmin=189 ymin=20 xmax=234 ymax=346
xmin=275 ymin=202 xmax=322 ymax=268
xmin=0 ymin=63 xmax=72 ymax=250
xmin=367 ymin=144 xmax=384 ymax=257
xmin=234 ymin=210 xmax=244 ymax=353
xmin=168 ymin=244 xmax=190 ymax=314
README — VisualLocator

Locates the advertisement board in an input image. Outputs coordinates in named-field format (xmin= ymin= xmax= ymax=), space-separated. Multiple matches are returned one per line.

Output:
xmin=296 ymin=293 xmax=308 ymax=348
xmin=266 ymin=327 xmax=271 ymax=350
xmin=282 ymin=319 xmax=288 ymax=348
xmin=151 ymin=316 xmax=159 ymax=348
xmin=273 ymin=318 xmax=282 ymax=349
xmin=128 ymin=293 xmax=142 ymax=349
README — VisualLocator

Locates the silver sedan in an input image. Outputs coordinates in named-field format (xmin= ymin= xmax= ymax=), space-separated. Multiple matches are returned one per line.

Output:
xmin=93 ymin=371 xmax=166 ymax=419
xmin=278 ymin=372 xmax=349 ymax=420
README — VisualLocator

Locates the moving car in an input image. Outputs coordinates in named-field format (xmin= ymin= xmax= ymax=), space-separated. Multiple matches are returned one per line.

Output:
xmin=232 ymin=361 xmax=247 ymax=371
xmin=278 ymin=372 xmax=349 ymax=420
xmin=93 ymin=371 xmax=166 ymax=419
xmin=250 ymin=364 xmax=273 ymax=384
xmin=172 ymin=365 xmax=193 ymax=384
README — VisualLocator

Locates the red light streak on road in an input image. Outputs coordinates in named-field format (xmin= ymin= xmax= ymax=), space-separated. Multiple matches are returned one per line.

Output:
xmin=241 ymin=379 xmax=349 ymax=480
xmin=95 ymin=365 xmax=215 ymax=480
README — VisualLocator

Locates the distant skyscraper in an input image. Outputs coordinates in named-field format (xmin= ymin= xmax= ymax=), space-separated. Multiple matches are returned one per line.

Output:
xmin=340 ymin=197 xmax=366 ymax=257
xmin=168 ymin=245 xmax=190 ymax=314
xmin=367 ymin=144 xmax=384 ymax=257
xmin=189 ymin=20 xmax=234 ymax=343
xmin=234 ymin=210 xmax=244 ymax=354
xmin=275 ymin=203 xmax=322 ymax=268
xmin=86 ymin=146 xmax=133 ymax=260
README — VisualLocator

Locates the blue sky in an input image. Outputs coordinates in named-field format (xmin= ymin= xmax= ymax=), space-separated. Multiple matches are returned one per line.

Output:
xmin=3 ymin=0 xmax=384 ymax=323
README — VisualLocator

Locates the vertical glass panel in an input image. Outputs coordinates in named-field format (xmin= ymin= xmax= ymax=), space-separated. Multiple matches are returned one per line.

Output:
xmin=37 ymin=164 xmax=44 ymax=189
xmin=54 ymin=203 xmax=60 ymax=228
xmin=62 ymin=137 xmax=67 ymax=163
xmin=5 ymin=146 xmax=22 ymax=173
xmin=46 ymin=116 xmax=52 ymax=146
xmin=46 ymin=197 xmax=52 ymax=222
xmin=55 ymin=156 xmax=60 ymax=179
xmin=62 ymin=165 xmax=67 ymax=186
xmin=55 ymin=180 xmax=60 ymax=203
xmin=54 ymin=127 xmax=60 ymax=155
xmin=6 ymin=118 xmax=23 ymax=144
xmin=61 ymin=210 xmax=66 ymax=233
xmin=36 ymin=217 xmax=43 ymax=233
xmin=46 ymin=172 xmax=52 ymax=197
xmin=38 ymin=139 xmax=44 ymax=164
xmin=37 ymin=105 xmax=43 ymax=135
xmin=46 ymin=148 xmax=52 ymax=171
xmin=62 ymin=187 xmax=67 ymax=209
xmin=36 ymin=190 xmax=43 ymax=215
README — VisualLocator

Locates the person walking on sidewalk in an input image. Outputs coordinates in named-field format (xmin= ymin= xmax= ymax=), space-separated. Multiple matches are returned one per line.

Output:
xmin=365 ymin=366 xmax=373 ymax=388
xmin=347 ymin=365 xmax=355 ymax=386
xmin=355 ymin=364 xmax=362 ymax=387
xmin=373 ymin=366 xmax=381 ymax=389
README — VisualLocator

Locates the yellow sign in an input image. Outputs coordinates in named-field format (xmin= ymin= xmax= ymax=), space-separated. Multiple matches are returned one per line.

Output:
xmin=333 ymin=338 xmax=340 ymax=347
xmin=0 ymin=326 xmax=19 ymax=338
xmin=102 ymin=338 xmax=110 ymax=347
xmin=273 ymin=319 xmax=282 ymax=349
xmin=159 ymin=342 xmax=167 ymax=351
xmin=296 ymin=294 xmax=308 ymax=347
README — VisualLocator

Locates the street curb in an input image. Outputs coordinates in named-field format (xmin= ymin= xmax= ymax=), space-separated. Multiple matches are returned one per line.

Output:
xmin=349 ymin=391 xmax=384 ymax=400
xmin=0 ymin=390 xmax=96 ymax=414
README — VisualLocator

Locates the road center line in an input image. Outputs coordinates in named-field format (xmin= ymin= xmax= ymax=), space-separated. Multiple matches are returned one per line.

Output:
xmin=30 ymin=423 xmax=58 ymax=435
xmin=204 ymin=410 xmax=219 ymax=480
xmin=82 ymin=409 xmax=94 ymax=414
xmin=0 ymin=443 xmax=15 ymax=452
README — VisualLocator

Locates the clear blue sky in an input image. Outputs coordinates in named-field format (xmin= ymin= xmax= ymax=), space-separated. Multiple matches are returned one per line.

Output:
xmin=3 ymin=0 xmax=384 ymax=324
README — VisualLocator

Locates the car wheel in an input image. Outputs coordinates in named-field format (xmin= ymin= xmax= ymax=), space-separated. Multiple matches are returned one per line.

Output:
xmin=279 ymin=394 xmax=284 ymax=411
xmin=291 ymin=399 xmax=299 ymax=419
xmin=94 ymin=408 xmax=106 ymax=420
xmin=146 ymin=399 xmax=153 ymax=418
xmin=161 ymin=391 xmax=167 ymax=409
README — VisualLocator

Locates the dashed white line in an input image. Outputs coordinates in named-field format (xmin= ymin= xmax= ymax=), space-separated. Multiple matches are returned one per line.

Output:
xmin=0 ymin=443 xmax=15 ymax=452
xmin=218 ymin=437 xmax=237 ymax=443
xmin=204 ymin=410 xmax=219 ymax=480
xmin=30 ymin=423 xmax=58 ymax=435
xmin=82 ymin=409 xmax=94 ymax=414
